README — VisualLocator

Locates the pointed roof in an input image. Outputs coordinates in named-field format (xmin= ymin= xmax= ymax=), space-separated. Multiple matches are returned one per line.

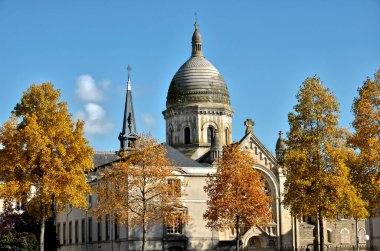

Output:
xmin=118 ymin=65 xmax=137 ymax=151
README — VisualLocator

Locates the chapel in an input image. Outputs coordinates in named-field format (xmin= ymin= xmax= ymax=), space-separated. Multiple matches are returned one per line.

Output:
xmin=55 ymin=22 xmax=366 ymax=251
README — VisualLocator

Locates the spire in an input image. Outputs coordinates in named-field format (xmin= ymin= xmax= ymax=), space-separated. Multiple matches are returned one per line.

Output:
xmin=191 ymin=21 xmax=203 ymax=57
xmin=118 ymin=65 xmax=137 ymax=152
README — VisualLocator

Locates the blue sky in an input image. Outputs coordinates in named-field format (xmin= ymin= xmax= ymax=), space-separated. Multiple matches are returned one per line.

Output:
xmin=0 ymin=1 xmax=379 ymax=152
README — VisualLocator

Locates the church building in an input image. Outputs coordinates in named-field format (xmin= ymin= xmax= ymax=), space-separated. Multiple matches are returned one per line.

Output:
xmin=55 ymin=22 xmax=366 ymax=251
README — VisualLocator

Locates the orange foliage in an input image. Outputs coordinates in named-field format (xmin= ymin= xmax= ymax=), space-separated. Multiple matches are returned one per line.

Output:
xmin=204 ymin=144 xmax=271 ymax=250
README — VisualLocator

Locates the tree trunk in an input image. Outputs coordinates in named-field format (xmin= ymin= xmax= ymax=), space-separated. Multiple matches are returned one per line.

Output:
xmin=40 ymin=218 xmax=45 ymax=251
xmin=142 ymin=222 xmax=146 ymax=251
xmin=318 ymin=213 xmax=324 ymax=251
xmin=235 ymin=215 xmax=240 ymax=251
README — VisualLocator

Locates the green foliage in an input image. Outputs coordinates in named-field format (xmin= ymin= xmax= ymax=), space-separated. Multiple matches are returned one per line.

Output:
xmin=0 ymin=232 xmax=38 ymax=251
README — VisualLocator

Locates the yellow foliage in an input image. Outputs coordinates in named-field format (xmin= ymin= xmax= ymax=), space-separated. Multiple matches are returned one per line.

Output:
xmin=349 ymin=69 xmax=380 ymax=216
xmin=0 ymin=83 xmax=93 ymax=219
xmin=283 ymin=76 xmax=368 ymax=220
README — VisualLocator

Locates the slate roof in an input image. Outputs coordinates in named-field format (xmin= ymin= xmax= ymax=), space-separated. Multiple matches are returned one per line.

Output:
xmin=93 ymin=151 xmax=118 ymax=168
xmin=163 ymin=144 xmax=206 ymax=168
xmin=92 ymin=146 xmax=205 ymax=169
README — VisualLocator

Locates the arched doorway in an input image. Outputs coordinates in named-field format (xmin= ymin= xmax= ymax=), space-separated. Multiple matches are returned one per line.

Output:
xmin=247 ymin=236 xmax=263 ymax=250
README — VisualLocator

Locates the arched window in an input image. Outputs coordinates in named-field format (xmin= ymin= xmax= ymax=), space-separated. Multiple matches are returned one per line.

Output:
xmin=169 ymin=128 xmax=174 ymax=145
xmin=225 ymin=128 xmax=229 ymax=144
xmin=184 ymin=127 xmax=190 ymax=144
xmin=207 ymin=126 xmax=214 ymax=143
xmin=340 ymin=228 xmax=350 ymax=244
xmin=327 ymin=229 xmax=333 ymax=243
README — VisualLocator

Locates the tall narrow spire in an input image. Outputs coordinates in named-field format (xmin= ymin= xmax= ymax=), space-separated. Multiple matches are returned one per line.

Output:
xmin=191 ymin=21 xmax=203 ymax=57
xmin=118 ymin=65 xmax=137 ymax=152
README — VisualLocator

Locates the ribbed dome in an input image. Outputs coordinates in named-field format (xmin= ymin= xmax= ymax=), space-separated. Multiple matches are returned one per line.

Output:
xmin=166 ymin=23 xmax=230 ymax=108
xmin=166 ymin=57 xmax=230 ymax=107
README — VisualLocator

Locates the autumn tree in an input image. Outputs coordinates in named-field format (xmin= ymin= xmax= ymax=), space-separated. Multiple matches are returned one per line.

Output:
xmin=283 ymin=76 xmax=368 ymax=251
xmin=203 ymin=144 xmax=272 ymax=251
xmin=0 ymin=83 xmax=93 ymax=251
xmin=91 ymin=134 xmax=187 ymax=251
xmin=349 ymin=70 xmax=380 ymax=216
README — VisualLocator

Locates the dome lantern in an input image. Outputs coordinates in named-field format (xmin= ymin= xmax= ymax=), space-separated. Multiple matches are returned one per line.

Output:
xmin=191 ymin=21 xmax=203 ymax=57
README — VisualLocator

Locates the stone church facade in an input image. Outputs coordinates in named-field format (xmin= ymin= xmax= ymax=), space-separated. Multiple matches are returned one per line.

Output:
xmin=55 ymin=22 xmax=367 ymax=251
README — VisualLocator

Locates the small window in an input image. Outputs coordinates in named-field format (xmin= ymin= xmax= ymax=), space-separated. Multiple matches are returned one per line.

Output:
xmin=75 ymin=220 xmax=78 ymax=243
xmin=115 ymin=219 xmax=119 ymax=240
xmin=169 ymin=128 xmax=174 ymax=145
xmin=327 ymin=229 xmax=333 ymax=243
xmin=69 ymin=221 xmax=72 ymax=244
xmin=81 ymin=219 xmax=85 ymax=243
xmin=340 ymin=228 xmax=350 ymax=244
xmin=168 ymin=178 xmax=181 ymax=196
xmin=207 ymin=126 xmax=214 ymax=143
xmin=98 ymin=221 xmax=102 ymax=241
xmin=106 ymin=215 xmax=110 ymax=240
xmin=184 ymin=127 xmax=190 ymax=144
xmin=88 ymin=218 xmax=92 ymax=242
xmin=63 ymin=222 xmax=66 ymax=244
xmin=88 ymin=195 xmax=92 ymax=206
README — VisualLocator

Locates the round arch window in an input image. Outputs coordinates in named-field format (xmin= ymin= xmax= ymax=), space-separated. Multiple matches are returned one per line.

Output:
xmin=184 ymin=127 xmax=190 ymax=144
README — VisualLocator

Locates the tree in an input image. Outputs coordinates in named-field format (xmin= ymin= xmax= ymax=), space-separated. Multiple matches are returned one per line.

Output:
xmin=0 ymin=83 xmax=93 ymax=251
xmin=349 ymin=70 xmax=380 ymax=216
xmin=282 ymin=76 xmax=368 ymax=251
xmin=0 ymin=201 xmax=38 ymax=251
xmin=203 ymin=144 xmax=272 ymax=251
xmin=91 ymin=134 xmax=188 ymax=251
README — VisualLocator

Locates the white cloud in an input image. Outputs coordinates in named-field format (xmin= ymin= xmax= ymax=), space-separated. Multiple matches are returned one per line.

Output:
xmin=75 ymin=75 xmax=106 ymax=102
xmin=85 ymin=103 xmax=106 ymax=121
xmin=76 ymin=103 xmax=114 ymax=135
xmin=141 ymin=113 xmax=156 ymax=129
xmin=100 ymin=80 xmax=111 ymax=89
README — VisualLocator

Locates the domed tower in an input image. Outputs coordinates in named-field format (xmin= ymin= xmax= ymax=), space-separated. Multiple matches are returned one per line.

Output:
xmin=163 ymin=22 xmax=234 ymax=160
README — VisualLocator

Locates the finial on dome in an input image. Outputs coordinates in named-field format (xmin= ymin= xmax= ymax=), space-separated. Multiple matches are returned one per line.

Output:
xmin=191 ymin=20 xmax=203 ymax=57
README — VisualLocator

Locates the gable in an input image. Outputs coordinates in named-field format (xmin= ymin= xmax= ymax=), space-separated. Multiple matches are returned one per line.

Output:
xmin=239 ymin=133 xmax=277 ymax=171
